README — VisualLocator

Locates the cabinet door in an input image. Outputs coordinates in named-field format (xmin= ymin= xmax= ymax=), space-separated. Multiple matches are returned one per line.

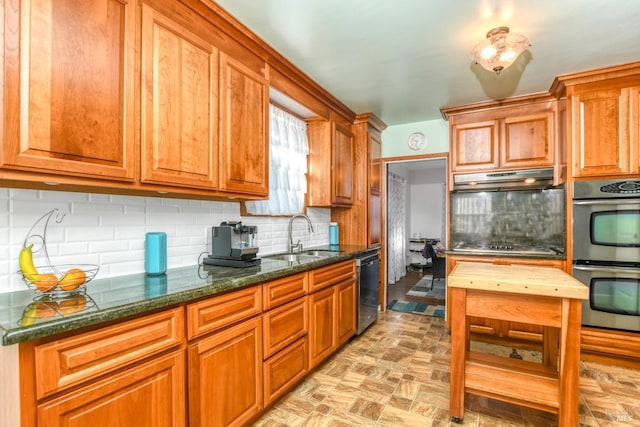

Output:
xmin=451 ymin=120 xmax=499 ymax=172
xmin=188 ymin=316 xmax=262 ymax=427
xmin=308 ymin=287 xmax=336 ymax=369
xmin=335 ymin=279 xmax=357 ymax=345
xmin=632 ymin=87 xmax=640 ymax=174
xmin=332 ymin=122 xmax=354 ymax=206
xmin=368 ymin=193 xmax=381 ymax=246
xmin=219 ymin=53 xmax=269 ymax=196
xmin=501 ymin=112 xmax=554 ymax=168
xmin=369 ymin=131 xmax=382 ymax=195
xmin=38 ymin=350 xmax=185 ymax=427
xmin=3 ymin=0 xmax=136 ymax=181
xmin=368 ymin=129 xmax=382 ymax=246
xmin=140 ymin=4 xmax=218 ymax=189
xmin=571 ymin=88 xmax=632 ymax=177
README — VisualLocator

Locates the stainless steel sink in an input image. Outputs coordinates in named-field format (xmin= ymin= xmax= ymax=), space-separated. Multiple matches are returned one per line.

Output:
xmin=264 ymin=248 xmax=341 ymax=263
xmin=299 ymin=250 xmax=340 ymax=257
xmin=264 ymin=253 xmax=324 ymax=262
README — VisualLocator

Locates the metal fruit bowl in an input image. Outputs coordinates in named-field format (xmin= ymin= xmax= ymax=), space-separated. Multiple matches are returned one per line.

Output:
xmin=19 ymin=291 xmax=98 ymax=326
xmin=21 ymin=264 xmax=100 ymax=295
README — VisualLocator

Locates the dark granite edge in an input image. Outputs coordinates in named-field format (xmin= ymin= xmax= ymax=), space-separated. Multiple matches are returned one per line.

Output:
xmin=2 ymin=250 xmax=365 ymax=346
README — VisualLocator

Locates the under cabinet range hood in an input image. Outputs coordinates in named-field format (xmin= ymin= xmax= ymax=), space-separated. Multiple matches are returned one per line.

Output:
xmin=453 ymin=168 xmax=555 ymax=191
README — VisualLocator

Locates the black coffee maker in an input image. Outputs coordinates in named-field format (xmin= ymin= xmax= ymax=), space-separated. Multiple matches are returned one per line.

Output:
xmin=203 ymin=221 xmax=261 ymax=267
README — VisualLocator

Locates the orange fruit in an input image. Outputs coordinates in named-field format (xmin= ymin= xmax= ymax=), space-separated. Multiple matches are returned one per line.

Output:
xmin=34 ymin=273 xmax=59 ymax=292
xmin=59 ymin=268 xmax=87 ymax=291
xmin=34 ymin=301 xmax=59 ymax=317
xmin=58 ymin=295 xmax=87 ymax=315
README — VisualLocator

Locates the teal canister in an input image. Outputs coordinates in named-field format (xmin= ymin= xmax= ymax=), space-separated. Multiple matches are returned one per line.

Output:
xmin=145 ymin=232 xmax=167 ymax=275
xmin=329 ymin=222 xmax=339 ymax=245
xmin=145 ymin=273 xmax=168 ymax=298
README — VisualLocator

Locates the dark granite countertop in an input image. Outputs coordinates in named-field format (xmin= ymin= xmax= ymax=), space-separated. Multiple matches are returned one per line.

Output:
xmin=1 ymin=245 xmax=372 ymax=346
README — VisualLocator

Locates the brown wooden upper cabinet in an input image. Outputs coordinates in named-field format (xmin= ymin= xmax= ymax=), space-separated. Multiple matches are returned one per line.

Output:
xmin=218 ymin=53 xmax=269 ymax=196
xmin=2 ymin=0 xmax=137 ymax=181
xmin=553 ymin=63 xmax=640 ymax=178
xmin=140 ymin=4 xmax=219 ymax=190
xmin=141 ymin=2 xmax=269 ymax=196
xmin=307 ymin=115 xmax=354 ymax=207
xmin=3 ymin=0 xmax=269 ymax=198
xmin=443 ymin=96 xmax=558 ymax=174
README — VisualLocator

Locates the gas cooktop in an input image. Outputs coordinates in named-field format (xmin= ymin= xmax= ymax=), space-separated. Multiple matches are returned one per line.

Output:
xmin=451 ymin=242 xmax=562 ymax=256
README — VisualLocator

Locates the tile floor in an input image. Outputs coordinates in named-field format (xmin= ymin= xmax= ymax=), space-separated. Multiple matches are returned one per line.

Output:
xmin=254 ymin=310 xmax=640 ymax=426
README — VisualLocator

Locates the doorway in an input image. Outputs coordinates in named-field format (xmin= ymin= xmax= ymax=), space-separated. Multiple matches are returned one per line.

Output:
xmin=384 ymin=156 xmax=447 ymax=314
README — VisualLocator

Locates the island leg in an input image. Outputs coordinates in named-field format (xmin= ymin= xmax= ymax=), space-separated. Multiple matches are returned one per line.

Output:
xmin=449 ymin=287 xmax=467 ymax=422
xmin=558 ymin=298 xmax=582 ymax=426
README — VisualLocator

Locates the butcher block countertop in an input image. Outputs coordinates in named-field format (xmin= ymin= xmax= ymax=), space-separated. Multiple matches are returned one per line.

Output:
xmin=448 ymin=261 xmax=588 ymax=300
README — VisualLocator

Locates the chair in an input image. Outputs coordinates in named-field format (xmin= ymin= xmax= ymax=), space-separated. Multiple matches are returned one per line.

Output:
xmin=431 ymin=256 xmax=446 ymax=289
xmin=422 ymin=241 xmax=446 ymax=290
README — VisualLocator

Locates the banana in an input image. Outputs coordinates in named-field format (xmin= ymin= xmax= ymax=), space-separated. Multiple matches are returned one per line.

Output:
xmin=20 ymin=304 xmax=38 ymax=326
xmin=19 ymin=244 xmax=40 ymax=281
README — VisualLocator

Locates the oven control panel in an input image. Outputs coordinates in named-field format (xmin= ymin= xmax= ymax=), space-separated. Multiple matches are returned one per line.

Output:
xmin=600 ymin=180 xmax=640 ymax=194
xmin=574 ymin=178 xmax=640 ymax=199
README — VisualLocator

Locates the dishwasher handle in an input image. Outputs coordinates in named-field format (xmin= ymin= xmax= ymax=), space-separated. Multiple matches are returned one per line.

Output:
xmin=356 ymin=253 xmax=379 ymax=267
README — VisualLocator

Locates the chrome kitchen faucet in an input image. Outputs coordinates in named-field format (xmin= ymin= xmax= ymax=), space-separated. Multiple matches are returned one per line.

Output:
xmin=288 ymin=214 xmax=314 ymax=253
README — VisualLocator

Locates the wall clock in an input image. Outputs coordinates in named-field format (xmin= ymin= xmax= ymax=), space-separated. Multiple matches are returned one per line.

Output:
xmin=407 ymin=132 xmax=426 ymax=150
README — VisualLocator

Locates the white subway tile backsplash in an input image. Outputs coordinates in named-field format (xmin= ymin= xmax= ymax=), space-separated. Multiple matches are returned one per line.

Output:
xmin=114 ymin=226 xmax=147 ymax=241
xmin=88 ymin=240 xmax=129 ymax=254
xmin=66 ymin=227 xmax=115 ymax=242
xmin=1 ymin=188 xmax=330 ymax=293
xmin=59 ymin=242 xmax=91 ymax=256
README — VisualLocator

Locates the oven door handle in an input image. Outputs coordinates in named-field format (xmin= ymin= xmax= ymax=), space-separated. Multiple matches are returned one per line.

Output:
xmin=573 ymin=265 xmax=640 ymax=275
xmin=573 ymin=199 xmax=640 ymax=206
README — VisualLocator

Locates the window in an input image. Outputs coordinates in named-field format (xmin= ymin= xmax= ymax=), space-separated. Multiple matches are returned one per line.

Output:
xmin=245 ymin=105 xmax=309 ymax=215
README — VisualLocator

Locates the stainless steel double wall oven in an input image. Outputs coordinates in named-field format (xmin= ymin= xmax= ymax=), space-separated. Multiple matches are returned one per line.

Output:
xmin=572 ymin=178 xmax=640 ymax=332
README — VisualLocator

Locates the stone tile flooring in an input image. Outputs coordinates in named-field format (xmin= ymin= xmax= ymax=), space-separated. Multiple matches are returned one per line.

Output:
xmin=254 ymin=311 xmax=640 ymax=426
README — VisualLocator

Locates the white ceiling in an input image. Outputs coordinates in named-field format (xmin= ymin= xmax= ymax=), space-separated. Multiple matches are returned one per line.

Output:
xmin=214 ymin=0 xmax=640 ymax=126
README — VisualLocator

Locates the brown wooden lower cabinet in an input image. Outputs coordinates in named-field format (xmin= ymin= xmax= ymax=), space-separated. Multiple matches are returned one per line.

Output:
xmin=309 ymin=286 xmax=336 ymax=369
xmin=19 ymin=260 xmax=357 ymax=426
xmin=188 ymin=315 xmax=263 ymax=427
xmin=262 ymin=295 xmax=309 ymax=407
xmin=37 ymin=350 xmax=185 ymax=427
xmin=336 ymin=278 xmax=357 ymax=346
xmin=308 ymin=276 xmax=357 ymax=369
xmin=581 ymin=327 xmax=640 ymax=369
xmin=263 ymin=336 xmax=308 ymax=406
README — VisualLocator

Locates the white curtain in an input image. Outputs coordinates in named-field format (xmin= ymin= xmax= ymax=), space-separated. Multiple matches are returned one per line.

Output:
xmin=245 ymin=105 xmax=309 ymax=215
xmin=387 ymin=172 xmax=407 ymax=284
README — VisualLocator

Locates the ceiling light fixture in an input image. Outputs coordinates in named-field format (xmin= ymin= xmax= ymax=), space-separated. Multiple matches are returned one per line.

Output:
xmin=471 ymin=26 xmax=530 ymax=74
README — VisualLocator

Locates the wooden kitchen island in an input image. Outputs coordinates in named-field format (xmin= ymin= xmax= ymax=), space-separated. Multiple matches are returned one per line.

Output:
xmin=448 ymin=262 xmax=588 ymax=426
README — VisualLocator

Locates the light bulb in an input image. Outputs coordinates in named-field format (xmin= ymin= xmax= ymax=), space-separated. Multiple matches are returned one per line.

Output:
xmin=481 ymin=45 xmax=497 ymax=59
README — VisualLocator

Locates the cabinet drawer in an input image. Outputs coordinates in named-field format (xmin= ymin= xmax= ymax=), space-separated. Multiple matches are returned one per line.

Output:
xmin=34 ymin=307 xmax=184 ymax=399
xmin=263 ymin=272 xmax=307 ymax=310
xmin=38 ymin=350 xmax=185 ymax=427
xmin=187 ymin=285 xmax=262 ymax=340
xmin=263 ymin=297 xmax=308 ymax=359
xmin=263 ymin=336 xmax=308 ymax=406
xmin=308 ymin=259 xmax=355 ymax=292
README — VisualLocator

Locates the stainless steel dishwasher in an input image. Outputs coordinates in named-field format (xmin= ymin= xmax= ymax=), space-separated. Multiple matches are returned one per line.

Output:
xmin=356 ymin=248 xmax=380 ymax=335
